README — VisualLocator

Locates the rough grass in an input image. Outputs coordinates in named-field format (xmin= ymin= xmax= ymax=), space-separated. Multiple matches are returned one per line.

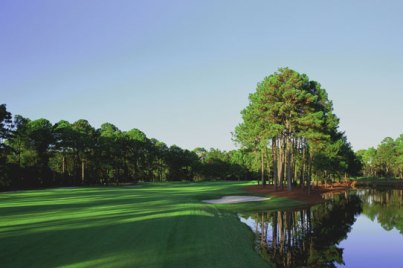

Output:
xmin=0 ymin=181 xmax=301 ymax=268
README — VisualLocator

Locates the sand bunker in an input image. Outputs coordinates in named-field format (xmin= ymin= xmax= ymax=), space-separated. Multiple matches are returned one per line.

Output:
xmin=204 ymin=195 xmax=270 ymax=204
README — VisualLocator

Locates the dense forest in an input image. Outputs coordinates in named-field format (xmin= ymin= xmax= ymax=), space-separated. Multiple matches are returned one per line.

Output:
xmin=0 ymin=104 xmax=263 ymax=190
xmin=357 ymin=135 xmax=403 ymax=178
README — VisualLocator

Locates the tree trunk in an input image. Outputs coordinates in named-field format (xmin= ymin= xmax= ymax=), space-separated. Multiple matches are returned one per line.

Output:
xmin=292 ymin=138 xmax=297 ymax=187
xmin=81 ymin=160 xmax=85 ymax=184
xmin=265 ymin=146 xmax=271 ymax=186
xmin=286 ymin=136 xmax=292 ymax=192
xmin=272 ymin=138 xmax=278 ymax=191
xmin=278 ymin=136 xmax=285 ymax=190
xmin=261 ymin=148 xmax=265 ymax=187
xmin=307 ymin=155 xmax=313 ymax=195
xmin=255 ymin=150 xmax=260 ymax=186
xmin=62 ymin=156 xmax=66 ymax=175
xmin=278 ymin=141 xmax=282 ymax=190
xmin=301 ymin=141 xmax=305 ymax=189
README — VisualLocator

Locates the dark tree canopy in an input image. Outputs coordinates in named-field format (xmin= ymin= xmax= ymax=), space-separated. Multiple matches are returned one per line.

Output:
xmin=0 ymin=108 xmax=260 ymax=189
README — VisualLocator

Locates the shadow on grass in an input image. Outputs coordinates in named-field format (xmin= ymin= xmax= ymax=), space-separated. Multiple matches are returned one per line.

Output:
xmin=0 ymin=182 xmax=275 ymax=268
xmin=1 ymin=213 xmax=269 ymax=268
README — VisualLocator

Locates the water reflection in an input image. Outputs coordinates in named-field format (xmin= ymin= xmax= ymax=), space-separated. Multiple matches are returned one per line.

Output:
xmin=359 ymin=189 xmax=403 ymax=233
xmin=240 ymin=192 xmax=363 ymax=267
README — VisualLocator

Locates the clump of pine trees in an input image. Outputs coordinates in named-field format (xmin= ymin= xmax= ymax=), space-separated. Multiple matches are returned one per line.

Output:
xmin=235 ymin=68 xmax=360 ymax=193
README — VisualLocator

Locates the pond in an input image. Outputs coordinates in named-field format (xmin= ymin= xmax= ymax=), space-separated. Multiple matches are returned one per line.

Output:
xmin=239 ymin=189 xmax=403 ymax=267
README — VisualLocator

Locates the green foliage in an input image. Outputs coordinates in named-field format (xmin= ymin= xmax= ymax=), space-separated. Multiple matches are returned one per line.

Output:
xmin=194 ymin=148 xmax=257 ymax=181
xmin=0 ymin=106 xmax=261 ymax=190
xmin=0 ymin=104 xmax=12 ymax=143
xmin=0 ymin=70 xmax=362 ymax=191
xmin=358 ymin=134 xmax=403 ymax=178
xmin=234 ymin=67 xmax=358 ymax=191
xmin=0 ymin=104 xmax=12 ymax=187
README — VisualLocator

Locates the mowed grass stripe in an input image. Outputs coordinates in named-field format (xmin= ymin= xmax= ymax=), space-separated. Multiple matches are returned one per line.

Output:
xmin=0 ymin=181 xmax=299 ymax=267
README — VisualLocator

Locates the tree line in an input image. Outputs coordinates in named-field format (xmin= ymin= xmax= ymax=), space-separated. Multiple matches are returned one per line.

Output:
xmin=234 ymin=68 xmax=361 ymax=193
xmin=0 ymin=104 xmax=263 ymax=190
xmin=357 ymin=135 xmax=403 ymax=178
xmin=1 ymin=68 xmax=363 ymax=191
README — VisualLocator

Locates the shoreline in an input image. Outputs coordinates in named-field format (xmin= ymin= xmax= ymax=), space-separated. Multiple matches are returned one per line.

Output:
xmin=244 ymin=184 xmax=351 ymax=205
xmin=353 ymin=179 xmax=403 ymax=188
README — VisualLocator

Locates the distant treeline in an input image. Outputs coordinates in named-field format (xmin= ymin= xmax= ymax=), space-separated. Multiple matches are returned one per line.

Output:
xmin=357 ymin=135 xmax=403 ymax=178
xmin=0 ymin=104 xmax=264 ymax=190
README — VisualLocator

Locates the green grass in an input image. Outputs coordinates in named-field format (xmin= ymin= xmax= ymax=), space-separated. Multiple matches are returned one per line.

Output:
xmin=0 ymin=181 xmax=301 ymax=268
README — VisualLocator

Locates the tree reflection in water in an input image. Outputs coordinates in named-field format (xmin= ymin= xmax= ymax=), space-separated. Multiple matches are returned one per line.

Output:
xmin=241 ymin=193 xmax=362 ymax=268
xmin=358 ymin=189 xmax=403 ymax=233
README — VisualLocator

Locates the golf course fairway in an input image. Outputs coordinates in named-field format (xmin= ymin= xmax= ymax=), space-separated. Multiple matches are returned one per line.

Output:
xmin=0 ymin=181 xmax=302 ymax=267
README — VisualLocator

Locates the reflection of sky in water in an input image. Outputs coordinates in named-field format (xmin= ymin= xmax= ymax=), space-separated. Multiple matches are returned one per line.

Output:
xmin=337 ymin=215 xmax=403 ymax=268
xmin=240 ymin=189 xmax=403 ymax=267
xmin=239 ymin=215 xmax=262 ymax=232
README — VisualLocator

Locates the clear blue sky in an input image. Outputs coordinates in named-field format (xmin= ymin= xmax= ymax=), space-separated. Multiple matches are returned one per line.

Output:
xmin=1 ymin=0 xmax=402 ymax=151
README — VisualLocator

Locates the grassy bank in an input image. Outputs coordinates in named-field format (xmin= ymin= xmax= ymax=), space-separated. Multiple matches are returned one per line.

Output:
xmin=0 ymin=181 xmax=301 ymax=268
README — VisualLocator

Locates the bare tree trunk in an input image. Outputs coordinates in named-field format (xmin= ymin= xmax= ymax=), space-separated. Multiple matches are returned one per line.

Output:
xmin=265 ymin=146 xmax=271 ymax=186
xmin=255 ymin=150 xmax=260 ymax=186
xmin=281 ymin=140 xmax=285 ymax=191
xmin=293 ymin=152 xmax=298 ymax=187
xmin=301 ymin=140 xmax=306 ymax=189
xmin=62 ymin=156 xmax=66 ymax=174
xmin=292 ymin=138 xmax=297 ymax=187
xmin=286 ymin=136 xmax=292 ymax=192
xmin=261 ymin=148 xmax=265 ymax=187
xmin=307 ymin=155 xmax=313 ymax=195
xmin=278 ymin=136 xmax=285 ymax=190
xmin=272 ymin=138 xmax=278 ymax=191
xmin=159 ymin=159 xmax=163 ymax=182
xmin=81 ymin=160 xmax=85 ymax=184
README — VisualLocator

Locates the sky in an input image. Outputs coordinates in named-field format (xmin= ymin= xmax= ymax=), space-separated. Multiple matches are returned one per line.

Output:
xmin=337 ymin=215 xmax=403 ymax=268
xmin=1 ymin=0 xmax=403 ymax=151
